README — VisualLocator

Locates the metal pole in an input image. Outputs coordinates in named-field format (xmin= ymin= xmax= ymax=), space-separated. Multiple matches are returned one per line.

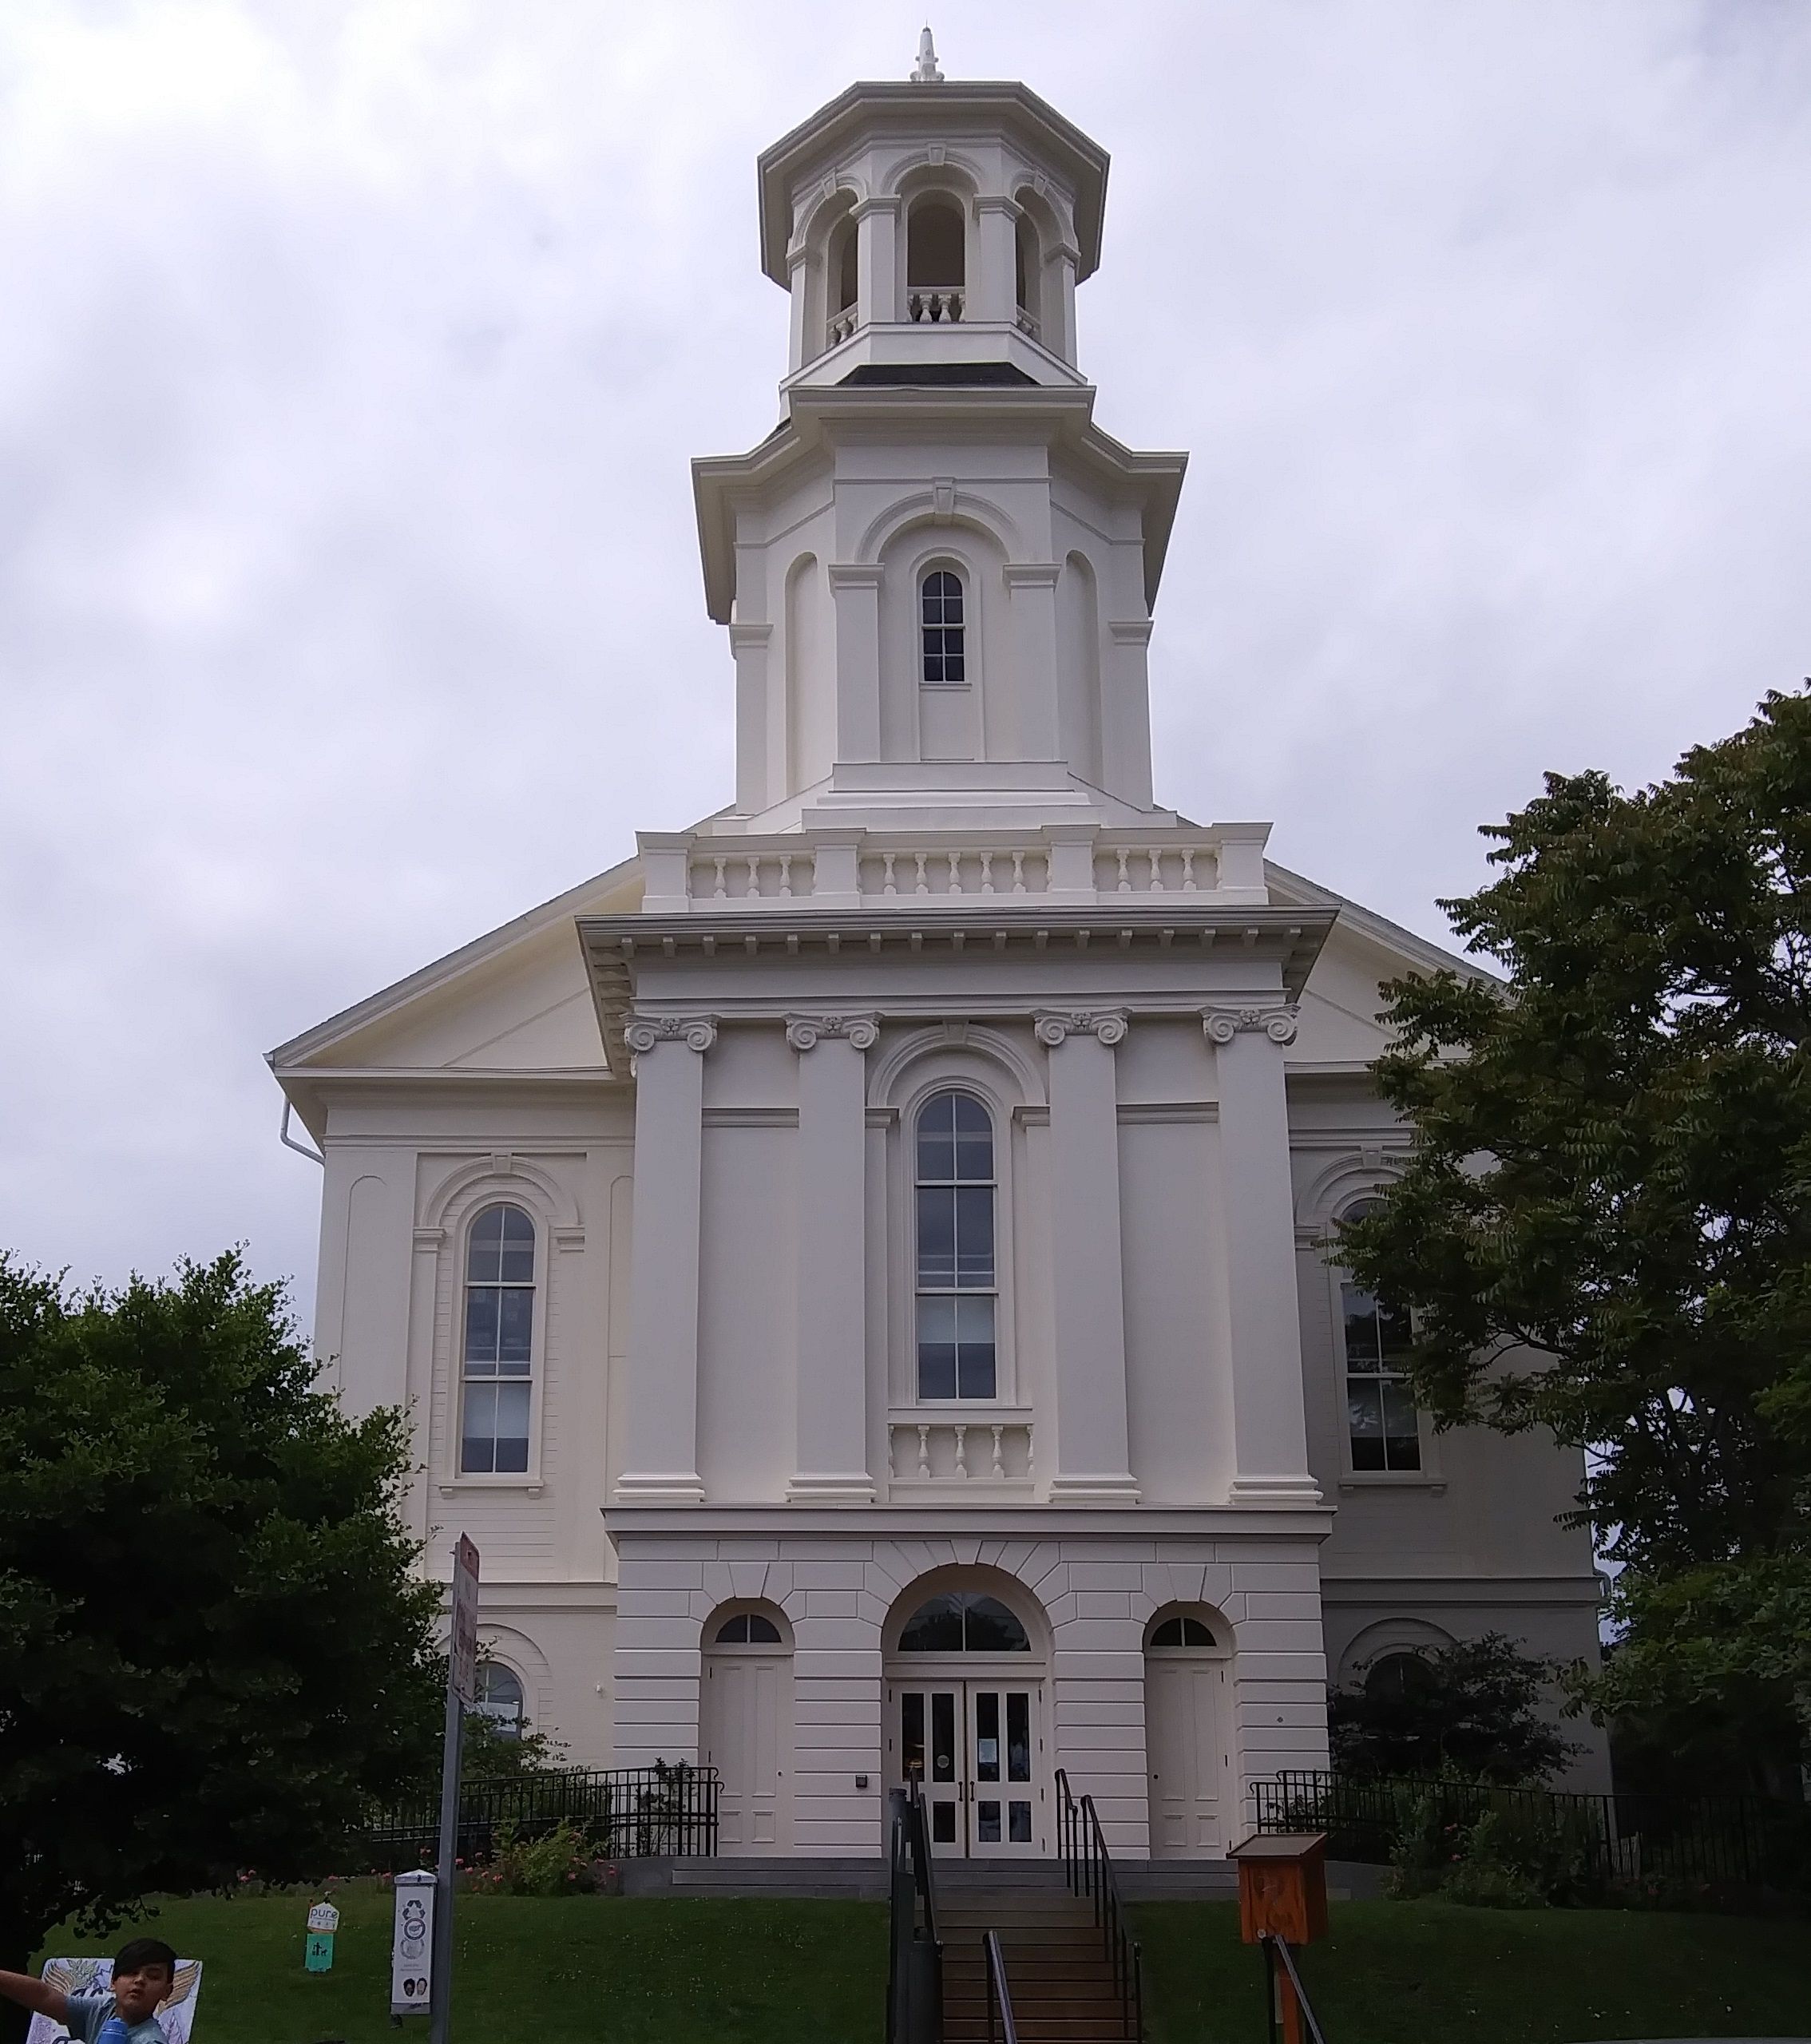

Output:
xmin=429 ymin=1682 xmax=465 ymax=2044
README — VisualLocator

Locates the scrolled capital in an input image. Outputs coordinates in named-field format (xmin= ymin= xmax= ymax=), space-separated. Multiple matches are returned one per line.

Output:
xmin=1092 ymin=1011 xmax=1128 ymax=1048
xmin=1203 ymin=1004 xmax=1298 ymax=1048
xmin=1032 ymin=1012 xmax=1072 ymax=1048
xmin=622 ymin=1016 xmax=662 ymax=1056
xmin=624 ymin=1012 xmax=717 ymax=1056
xmin=1035 ymin=1008 xmax=1127 ymax=1048
xmin=844 ymin=1015 xmax=881 ymax=1052
xmin=785 ymin=1016 xmax=822 ymax=1053
xmin=682 ymin=1017 xmax=719 ymax=1054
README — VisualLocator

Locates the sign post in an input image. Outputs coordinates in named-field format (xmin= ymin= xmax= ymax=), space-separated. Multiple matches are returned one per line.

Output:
xmin=428 ymin=1535 xmax=480 ymax=2044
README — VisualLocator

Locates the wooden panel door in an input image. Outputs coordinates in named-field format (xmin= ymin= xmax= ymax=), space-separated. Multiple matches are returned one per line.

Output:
xmin=1146 ymin=1657 xmax=1230 ymax=1856
xmin=703 ymin=1651 xmax=792 ymax=1853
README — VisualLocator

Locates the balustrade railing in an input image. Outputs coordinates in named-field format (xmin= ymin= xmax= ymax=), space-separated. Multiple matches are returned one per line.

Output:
xmin=1054 ymin=1769 xmax=1143 ymax=2041
xmin=907 ymin=287 xmax=964 ymax=323
xmin=829 ymin=303 xmax=859 ymax=346
xmin=888 ymin=1413 xmax=1033 ymax=1488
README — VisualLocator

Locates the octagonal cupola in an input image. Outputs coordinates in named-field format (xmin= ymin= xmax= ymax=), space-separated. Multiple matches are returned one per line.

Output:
xmin=759 ymin=34 xmax=1108 ymax=388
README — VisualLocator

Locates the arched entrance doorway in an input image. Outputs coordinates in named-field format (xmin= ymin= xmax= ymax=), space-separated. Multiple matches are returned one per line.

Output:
xmin=884 ymin=1573 xmax=1048 ymax=1858
xmin=1144 ymin=1606 xmax=1234 ymax=1856
xmin=700 ymin=1602 xmax=795 ymax=1854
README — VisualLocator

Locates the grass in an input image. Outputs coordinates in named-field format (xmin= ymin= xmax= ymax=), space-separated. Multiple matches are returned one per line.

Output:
xmin=34 ymin=1887 xmax=1811 ymax=2044
xmin=1137 ymin=1898 xmax=1811 ymax=2044
xmin=32 ymin=1883 xmax=887 ymax=2044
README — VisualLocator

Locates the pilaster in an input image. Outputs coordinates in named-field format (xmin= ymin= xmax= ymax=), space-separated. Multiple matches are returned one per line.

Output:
xmin=973 ymin=194 xmax=1018 ymax=325
xmin=1002 ymin=562 xmax=1062 ymax=760
xmin=729 ymin=621 xmax=774 ymax=816
xmin=1207 ymin=1007 xmax=1321 ymax=1507
xmin=1035 ymin=1009 xmax=1139 ymax=1503
xmin=615 ymin=1014 xmax=717 ymax=1503
xmin=787 ymin=1013 xmax=880 ymax=1502
xmin=854 ymin=195 xmax=900 ymax=325
xmin=827 ymin=563 xmax=884 ymax=763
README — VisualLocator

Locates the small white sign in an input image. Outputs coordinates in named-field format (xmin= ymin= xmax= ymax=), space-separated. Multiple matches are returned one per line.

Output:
xmin=390 ymin=1870 xmax=436 ymax=2016
xmin=307 ymin=1901 xmax=340 ymax=1934
xmin=26 ymin=1959 xmax=202 ymax=2044
xmin=450 ymin=1534 xmax=481 ymax=1705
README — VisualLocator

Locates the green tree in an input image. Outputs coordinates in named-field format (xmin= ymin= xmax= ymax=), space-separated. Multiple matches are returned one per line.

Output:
xmin=1339 ymin=689 xmax=1811 ymax=1796
xmin=0 ymin=1250 xmax=441 ymax=2030
xmin=1329 ymin=1633 xmax=1575 ymax=1784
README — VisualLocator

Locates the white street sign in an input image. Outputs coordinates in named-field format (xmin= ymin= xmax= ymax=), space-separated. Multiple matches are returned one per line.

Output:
xmin=450 ymin=1534 xmax=481 ymax=1705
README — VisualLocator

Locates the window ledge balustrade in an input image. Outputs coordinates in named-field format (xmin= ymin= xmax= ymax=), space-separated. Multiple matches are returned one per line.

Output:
xmin=886 ymin=1407 xmax=1035 ymax=1493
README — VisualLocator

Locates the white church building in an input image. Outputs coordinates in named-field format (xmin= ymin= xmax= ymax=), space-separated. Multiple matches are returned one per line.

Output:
xmin=271 ymin=49 xmax=1605 ymax=1862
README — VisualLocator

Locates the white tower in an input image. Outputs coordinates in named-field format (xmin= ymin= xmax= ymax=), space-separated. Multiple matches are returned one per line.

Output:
xmin=688 ymin=57 xmax=1190 ymax=838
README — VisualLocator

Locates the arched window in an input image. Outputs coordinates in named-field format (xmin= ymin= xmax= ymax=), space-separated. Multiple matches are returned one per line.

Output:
xmin=920 ymin=570 xmax=965 ymax=686
xmin=898 ymin=1591 xmax=1029 ymax=1653
xmin=826 ymin=212 xmax=858 ymax=348
xmin=1337 ymin=1198 xmax=1421 ymax=1472
xmin=906 ymin=196 xmax=965 ymax=322
xmin=472 ymin=1661 xmax=525 ymax=1736
xmin=1363 ymin=1651 xmax=1437 ymax=1701
xmin=1148 ymin=1615 xmax=1218 ymax=1649
xmin=1014 ymin=212 xmax=1040 ymax=337
xmin=915 ymin=1090 xmax=995 ymax=1400
xmin=460 ymin=1202 xmax=534 ymax=1474
xmin=712 ymin=1612 xmax=784 ymax=1646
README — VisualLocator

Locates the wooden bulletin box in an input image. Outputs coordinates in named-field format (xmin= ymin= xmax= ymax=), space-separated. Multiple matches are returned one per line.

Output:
xmin=1226 ymin=1832 xmax=1330 ymax=1947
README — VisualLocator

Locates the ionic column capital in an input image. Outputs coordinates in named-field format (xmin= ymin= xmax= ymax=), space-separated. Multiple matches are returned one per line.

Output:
xmin=1034 ymin=1008 xmax=1128 ymax=1048
xmin=624 ymin=1012 xmax=718 ymax=1056
xmin=786 ymin=1012 xmax=880 ymax=1053
xmin=1203 ymin=1004 xmax=1298 ymax=1048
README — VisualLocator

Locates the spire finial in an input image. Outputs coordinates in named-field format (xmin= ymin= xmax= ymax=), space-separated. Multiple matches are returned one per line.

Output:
xmin=910 ymin=26 xmax=944 ymax=84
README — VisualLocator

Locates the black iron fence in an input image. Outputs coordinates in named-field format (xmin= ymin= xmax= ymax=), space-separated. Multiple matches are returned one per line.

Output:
xmin=360 ymin=1763 xmax=718 ymax=1871
xmin=1251 ymin=1770 xmax=1811 ymax=1903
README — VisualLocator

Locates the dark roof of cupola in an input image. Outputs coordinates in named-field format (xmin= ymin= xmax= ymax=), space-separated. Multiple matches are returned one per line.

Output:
xmin=837 ymin=361 xmax=1039 ymax=388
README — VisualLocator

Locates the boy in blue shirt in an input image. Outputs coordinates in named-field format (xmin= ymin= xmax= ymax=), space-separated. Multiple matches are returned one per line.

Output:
xmin=0 ymin=1937 xmax=177 ymax=2042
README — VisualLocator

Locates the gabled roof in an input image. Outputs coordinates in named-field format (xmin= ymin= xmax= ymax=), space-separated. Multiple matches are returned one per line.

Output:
xmin=1266 ymin=862 xmax=1502 ymax=988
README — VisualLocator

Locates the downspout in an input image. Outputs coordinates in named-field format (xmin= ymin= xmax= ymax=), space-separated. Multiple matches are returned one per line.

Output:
xmin=279 ymin=1099 xmax=325 ymax=1165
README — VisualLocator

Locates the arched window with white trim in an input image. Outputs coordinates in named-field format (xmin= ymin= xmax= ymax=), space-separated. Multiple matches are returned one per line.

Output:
xmin=915 ymin=1090 xmax=996 ymax=1400
xmin=460 ymin=1201 xmax=535 ymax=1474
xmin=1337 ymin=1198 xmax=1421 ymax=1472
xmin=472 ymin=1660 xmax=525 ymax=1736
xmin=920 ymin=569 xmax=965 ymax=685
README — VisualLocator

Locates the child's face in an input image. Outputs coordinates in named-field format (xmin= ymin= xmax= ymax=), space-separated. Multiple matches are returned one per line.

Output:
xmin=110 ymin=1963 xmax=172 ymax=2022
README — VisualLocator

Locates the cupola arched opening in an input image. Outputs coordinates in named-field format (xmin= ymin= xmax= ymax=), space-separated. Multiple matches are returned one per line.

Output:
xmin=906 ymin=196 xmax=965 ymax=323
xmin=1014 ymin=212 xmax=1040 ymax=335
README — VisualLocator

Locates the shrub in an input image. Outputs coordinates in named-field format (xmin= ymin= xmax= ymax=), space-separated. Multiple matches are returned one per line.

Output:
xmin=469 ymin=1819 xmax=596 ymax=1896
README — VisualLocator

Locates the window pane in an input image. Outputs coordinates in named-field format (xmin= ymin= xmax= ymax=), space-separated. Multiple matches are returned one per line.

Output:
xmin=493 ymin=1383 xmax=530 ymax=1473
xmin=977 ymin=1800 xmax=1001 ymax=1843
xmin=954 ymin=1295 xmax=996 ymax=1400
xmin=747 ymin=1614 xmax=782 ymax=1643
xmin=901 ymin=1595 xmax=966 ymax=1654
xmin=1342 ymin=1286 xmax=1381 ymax=1370
xmin=716 ymin=1614 xmax=749 ymax=1643
xmin=941 ymin=649 xmax=965 ymax=685
xmin=501 ymin=1205 xmax=534 ymax=1243
xmin=1150 ymin=1617 xmax=1183 ymax=1647
xmin=952 ymin=1093 xmax=989 ymax=1135
xmin=954 ymin=1130 xmax=992 ymax=1182
xmin=917 ymin=1188 xmax=957 ymax=1285
xmin=976 ymin=1690 xmax=1000 ymax=1781
xmin=954 ymin=1186 xmax=994 ymax=1286
xmin=1348 ymin=1379 xmax=1385 ymax=1469
xmin=1182 ymin=1617 xmax=1212 ymax=1647
xmin=1009 ymin=1800 xmax=1032 ymax=1843
xmin=964 ymin=1595 xmax=1029 ymax=1652
xmin=917 ymin=1295 xmax=957 ymax=1400
xmin=932 ymin=1800 xmax=956 ymax=1843
xmin=460 ymin=1384 xmax=497 ymax=1473
xmin=464 ymin=1288 xmax=500 ymax=1368
xmin=1006 ymin=1692 xmax=1031 ymax=1781
xmin=497 ymin=1286 xmax=533 ymax=1367
xmin=1376 ymin=1300 xmax=1415 ymax=1361
xmin=1382 ymin=1380 xmax=1422 ymax=1468
xmin=902 ymin=1691 xmax=925 ymax=1779
xmin=466 ymin=1206 xmax=505 ymax=1281
xmin=931 ymin=1690 xmax=957 ymax=1781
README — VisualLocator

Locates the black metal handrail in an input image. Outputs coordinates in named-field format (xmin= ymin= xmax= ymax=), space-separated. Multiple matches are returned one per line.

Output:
xmin=1054 ymin=1769 xmax=1143 ymax=2041
xmin=1260 ymin=1932 xmax=1328 ymax=2044
xmin=983 ymin=1929 xmax=1019 ymax=2044
xmin=361 ymin=1761 xmax=719 ymax=1868
xmin=888 ymin=1780 xmax=944 ymax=2044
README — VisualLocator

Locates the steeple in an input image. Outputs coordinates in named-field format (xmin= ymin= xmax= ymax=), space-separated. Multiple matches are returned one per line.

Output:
xmin=688 ymin=65 xmax=1189 ymax=839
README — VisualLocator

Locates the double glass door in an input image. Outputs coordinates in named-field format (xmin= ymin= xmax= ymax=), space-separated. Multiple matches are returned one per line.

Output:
xmin=890 ymin=1679 xmax=1043 ymax=1856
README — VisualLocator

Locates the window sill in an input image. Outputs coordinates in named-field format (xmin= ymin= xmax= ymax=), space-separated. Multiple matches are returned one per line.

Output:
xmin=1337 ymin=1472 xmax=1445 ymax=1494
xmin=438 ymin=1478 xmax=545 ymax=1497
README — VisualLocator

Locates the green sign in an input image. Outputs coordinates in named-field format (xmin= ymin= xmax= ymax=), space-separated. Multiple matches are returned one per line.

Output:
xmin=305 ymin=1931 xmax=334 ymax=1973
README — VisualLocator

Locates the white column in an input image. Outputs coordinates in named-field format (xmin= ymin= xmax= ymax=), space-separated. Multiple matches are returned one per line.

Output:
xmin=729 ymin=621 xmax=773 ymax=815
xmin=615 ymin=1014 xmax=715 ymax=1503
xmin=787 ymin=246 xmax=809 ymax=373
xmin=827 ymin=563 xmax=883 ymax=763
xmin=974 ymin=195 xmax=1017 ymax=324
xmin=1036 ymin=1011 xmax=1139 ymax=1502
xmin=787 ymin=1014 xmax=878 ymax=1502
xmin=1207 ymin=1008 xmax=1321 ymax=1506
xmin=855 ymin=196 xmax=899 ymax=324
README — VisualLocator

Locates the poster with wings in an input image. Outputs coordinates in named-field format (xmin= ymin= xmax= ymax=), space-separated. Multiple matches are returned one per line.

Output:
xmin=26 ymin=1958 xmax=202 ymax=2044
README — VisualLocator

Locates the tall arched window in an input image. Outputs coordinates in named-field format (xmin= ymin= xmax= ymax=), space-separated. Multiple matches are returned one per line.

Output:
xmin=920 ymin=570 xmax=965 ymax=685
xmin=906 ymin=196 xmax=965 ymax=322
xmin=472 ymin=1660 xmax=525 ymax=1736
xmin=915 ymin=1090 xmax=995 ymax=1400
xmin=460 ymin=1202 xmax=535 ymax=1474
xmin=1337 ymin=1198 xmax=1421 ymax=1471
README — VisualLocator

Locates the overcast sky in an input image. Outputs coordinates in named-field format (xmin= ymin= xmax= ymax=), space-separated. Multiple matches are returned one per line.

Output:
xmin=2 ymin=0 xmax=1807 ymax=1328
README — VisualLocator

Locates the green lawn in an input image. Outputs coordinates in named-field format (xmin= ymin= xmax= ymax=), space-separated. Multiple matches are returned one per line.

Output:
xmin=32 ymin=1884 xmax=888 ymax=2044
xmin=1137 ymin=1899 xmax=1811 ymax=2044
xmin=33 ymin=1888 xmax=1811 ymax=2044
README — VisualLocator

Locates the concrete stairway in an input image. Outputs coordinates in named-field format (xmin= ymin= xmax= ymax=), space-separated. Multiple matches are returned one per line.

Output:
xmin=939 ymin=1884 xmax=1132 ymax=2044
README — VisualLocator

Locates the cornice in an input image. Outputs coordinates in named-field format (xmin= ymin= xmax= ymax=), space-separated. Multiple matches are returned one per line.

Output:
xmin=604 ymin=1503 xmax=1335 ymax=1540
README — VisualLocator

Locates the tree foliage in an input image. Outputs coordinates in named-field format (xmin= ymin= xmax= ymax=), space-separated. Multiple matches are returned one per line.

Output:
xmin=0 ymin=1250 xmax=442 ymax=1989
xmin=1330 ymin=1633 xmax=1575 ymax=1785
xmin=1338 ymin=690 xmax=1811 ymax=1786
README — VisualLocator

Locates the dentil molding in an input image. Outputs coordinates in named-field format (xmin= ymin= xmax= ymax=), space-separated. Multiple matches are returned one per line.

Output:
xmin=785 ymin=1012 xmax=880 ymax=1052
xmin=623 ymin=1012 xmax=718 ymax=1055
xmin=1032 ymin=1008 xmax=1127 ymax=1048
xmin=1203 ymin=1005 xmax=1299 ymax=1047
